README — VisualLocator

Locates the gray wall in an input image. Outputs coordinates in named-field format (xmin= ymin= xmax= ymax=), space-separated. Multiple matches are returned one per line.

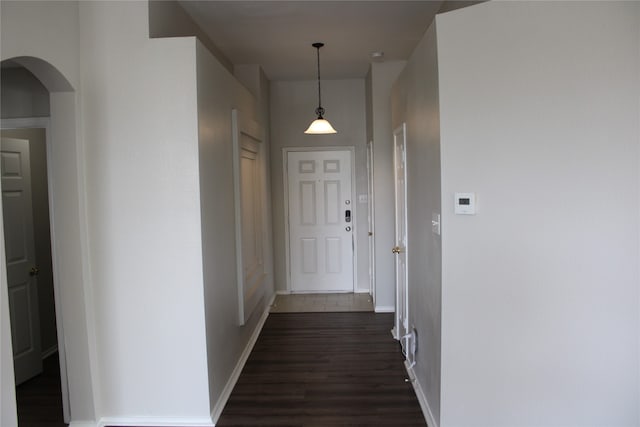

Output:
xmin=195 ymin=42 xmax=274 ymax=414
xmin=270 ymin=79 xmax=369 ymax=293
xmin=1 ymin=67 xmax=50 ymax=119
xmin=148 ymin=0 xmax=233 ymax=73
xmin=437 ymin=2 xmax=640 ymax=425
xmin=391 ymin=23 xmax=442 ymax=425
xmin=234 ymin=64 xmax=275 ymax=299
xmin=80 ymin=1 xmax=209 ymax=419
xmin=368 ymin=61 xmax=406 ymax=311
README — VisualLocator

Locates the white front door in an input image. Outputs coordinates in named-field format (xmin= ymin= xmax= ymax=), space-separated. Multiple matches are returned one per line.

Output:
xmin=392 ymin=125 xmax=409 ymax=348
xmin=1 ymin=137 xmax=42 ymax=385
xmin=287 ymin=149 xmax=354 ymax=292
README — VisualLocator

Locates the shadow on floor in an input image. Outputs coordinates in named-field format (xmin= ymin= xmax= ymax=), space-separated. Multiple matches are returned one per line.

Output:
xmin=16 ymin=353 xmax=67 ymax=427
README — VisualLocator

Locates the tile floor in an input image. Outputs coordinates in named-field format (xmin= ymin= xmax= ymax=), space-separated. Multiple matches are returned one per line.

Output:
xmin=270 ymin=293 xmax=374 ymax=313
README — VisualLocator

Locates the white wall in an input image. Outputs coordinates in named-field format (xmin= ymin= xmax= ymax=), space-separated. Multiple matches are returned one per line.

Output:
xmin=437 ymin=2 xmax=640 ymax=426
xmin=369 ymin=61 xmax=406 ymax=311
xmin=2 ymin=3 xmax=277 ymax=426
xmin=78 ymin=2 xmax=210 ymax=423
xmin=1 ymin=1 xmax=97 ymax=425
xmin=270 ymin=79 xmax=368 ymax=293
xmin=195 ymin=42 xmax=275 ymax=417
xmin=391 ymin=22 xmax=442 ymax=425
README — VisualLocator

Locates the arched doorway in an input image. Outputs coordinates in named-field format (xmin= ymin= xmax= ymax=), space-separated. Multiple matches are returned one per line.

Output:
xmin=0 ymin=56 xmax=96 ymax=427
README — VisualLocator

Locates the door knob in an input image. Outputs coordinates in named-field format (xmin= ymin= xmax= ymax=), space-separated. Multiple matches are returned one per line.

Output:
xmin=392 ymin=246 xmax=401 ymax=254
xmin=29 ymin=267 xmax=40 ymax=276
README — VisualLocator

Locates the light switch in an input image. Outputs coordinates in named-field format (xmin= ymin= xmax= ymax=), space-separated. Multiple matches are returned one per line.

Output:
xmin=358 ymin=194 xmax=368 ymax=203
xmin=454 ymin=193 xmax=476 ymax=215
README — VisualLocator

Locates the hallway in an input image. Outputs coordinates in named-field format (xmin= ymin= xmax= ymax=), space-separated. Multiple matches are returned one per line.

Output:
xmin=217 ymin=312 xmax=426 ymax=426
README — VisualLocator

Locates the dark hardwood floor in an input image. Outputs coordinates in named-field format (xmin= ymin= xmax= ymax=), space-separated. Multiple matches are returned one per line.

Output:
xmin=14 ymin=314 xmax=425 ymax=427
xmin=217 ymin=312 xmax=427 ymax=427
xmin=16 ymin=353 xmax=67 ymax=427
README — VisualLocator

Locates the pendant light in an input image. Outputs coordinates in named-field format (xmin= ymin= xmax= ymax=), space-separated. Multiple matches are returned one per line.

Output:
xmin=304 ymin=42 xmax=337 ymax=134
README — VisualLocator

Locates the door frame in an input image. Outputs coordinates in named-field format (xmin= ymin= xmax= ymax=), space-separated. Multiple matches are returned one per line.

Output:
xmin=392 ymin=123 xmax=409 ymax=342
xmin=282 ymin=146 xmax=357 ymax=293
xmin=366 ymin=140 xmax=376 ymax=303
xmin=1 ymin=117 xmax=71 ymax=423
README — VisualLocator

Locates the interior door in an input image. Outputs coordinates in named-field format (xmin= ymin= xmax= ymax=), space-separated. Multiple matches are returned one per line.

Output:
xmin=1 ymin=137 xmax=42 ymax=385
xmin=392 ymin=125 xmax=409 ymax=347
xmin=287 ymin=150 xmax=354 ymax=292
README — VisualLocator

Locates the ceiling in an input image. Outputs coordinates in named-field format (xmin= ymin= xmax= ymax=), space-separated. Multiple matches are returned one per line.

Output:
xmin=178 ymin=1 xmax=463 ymax=81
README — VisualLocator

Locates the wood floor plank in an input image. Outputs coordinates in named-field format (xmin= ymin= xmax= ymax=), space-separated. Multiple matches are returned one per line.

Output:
xmin=15 ymin=353 xmax=67 ymax=427
xmin=217 ymin=312 xmax=427 ymax=427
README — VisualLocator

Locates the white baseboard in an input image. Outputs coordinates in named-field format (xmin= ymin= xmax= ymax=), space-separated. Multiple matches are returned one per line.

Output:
xmin=277 ymin=290 xmax=370 ymax=295
xmin=375 ymin=305 xmax=394 ymax=313
xmin=98 ymin=417 xmax=213 ymax=427
xmin=404 ymin=361 xmax=438 ymax=427
xmin=69 ymin=421 xmax=99 ymax=427
xmin=210 ymin=293 xmax=275 ymax=424
xmin=41 ymin=345 xmax=58 ymax=359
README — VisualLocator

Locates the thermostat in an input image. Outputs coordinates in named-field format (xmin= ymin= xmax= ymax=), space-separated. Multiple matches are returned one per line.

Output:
xmin=454 ymin=193 xmax=476 ymax=215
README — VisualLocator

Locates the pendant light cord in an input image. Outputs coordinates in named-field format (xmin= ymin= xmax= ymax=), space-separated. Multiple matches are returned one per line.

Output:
xmin=314 ymin=43 xmax=325 ymax=118
xmin=316 ymin=46 xmax=322 ymax=113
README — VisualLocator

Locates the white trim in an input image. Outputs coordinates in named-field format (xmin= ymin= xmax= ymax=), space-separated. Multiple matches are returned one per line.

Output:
xmin=282 ymin=146 xmax=358 ymax=294
xmin=231 ymin=109 xmax=266 ymax=326
xmin=1 ymin=117 xmax=49 ymax=129
xmin=392 ymin=123 xmax=409 ymax=347
xmin=278 ymin=289 xmax=371 ymax=296
xmin=281 ymin=149 xmax=294 ymax=292
xmin=374 ymin=305 xmax=395 ymax=313
xmin=98 ymin=417 xmax=213 ymax=427
xmin=69 ymin=421 xmax=98 ymax=427
xmin=74 ymin=90 xmax=102 ymax=425
xmin=41 ymin=345 xmax=58 ymax=359
xmin=210 ymin=292 xmax=275 ymax=424
xmin=366 ymin=140 xmax=376 ymax=304
xmin=1 ymin=117 xmax=71 ymax=423
xmin=405 ymin=361 xmax=438 ymax=427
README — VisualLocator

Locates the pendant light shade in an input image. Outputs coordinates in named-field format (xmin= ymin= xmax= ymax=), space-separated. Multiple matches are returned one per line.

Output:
xmin=305 ymin=42 xmax=337 ymax=134
xmin=305 ymin=118 xmax=337 ymax=134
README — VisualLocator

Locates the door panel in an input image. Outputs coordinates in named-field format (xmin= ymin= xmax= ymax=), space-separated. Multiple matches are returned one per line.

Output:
xmin=232 ymin=110 xmax=267 ymax=325
xmin=300 ymin=181 xmax=317 ymax=225
xmin=1 ymin=137 xmax=42 ymax=385
xmin=301 ymin=238 xmax=317 ymax=273
xmin=288 ymin=150 xmax=353 ymax=292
